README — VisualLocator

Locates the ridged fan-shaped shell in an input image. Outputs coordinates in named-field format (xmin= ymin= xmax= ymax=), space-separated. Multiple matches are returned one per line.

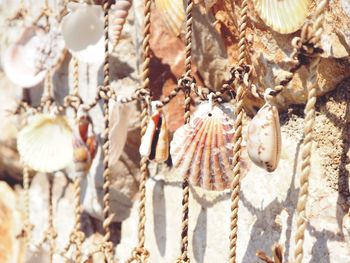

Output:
xmin=111 ymin=0 xmax=132 ymax=46
xmin=252 ymin=0 xmax=311 ymax=34
xmin=170 ymin=103 xmax=235 ymax=191
xmin=17 ymin=114 xmax=73 ymax=173
xmin=247 ymin=102 xmax=281 ymax=172
xmin=155 ymin=0 xmax=185 ymax=36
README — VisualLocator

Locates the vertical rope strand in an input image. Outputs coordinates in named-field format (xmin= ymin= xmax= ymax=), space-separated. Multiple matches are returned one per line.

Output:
xmin=73 ymin=57 xmax=79 ymax=97
xmin=229 ymin=0 xmax=248 ymax=262
xmin=293 ymin=1 xmax=328 ymax=262
xmin=47 ymin=175 xmax=56 ymax=263
xmin=125 ymin=0 xmax=151 ymax=262
xmin=100 ymin=1 xmax=114 ymax=262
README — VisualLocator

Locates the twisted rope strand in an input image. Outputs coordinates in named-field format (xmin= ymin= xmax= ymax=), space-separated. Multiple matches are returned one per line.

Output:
xmin=293 ymin=1 xmax=328 ymax=262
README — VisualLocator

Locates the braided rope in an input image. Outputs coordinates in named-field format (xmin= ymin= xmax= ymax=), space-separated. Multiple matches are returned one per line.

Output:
xmin=126 ymin=0 xmax=152 ymax=262
xmin=47 ymin=175 xmax=57 ymax=263
xmin=293 ymin=1 xmax=328 ymax=262
xmin=229 ymin=0 xmax=248 ymax=262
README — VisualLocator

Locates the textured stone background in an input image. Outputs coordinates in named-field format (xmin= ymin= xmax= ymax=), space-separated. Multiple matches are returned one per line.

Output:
xmin=0 ymin=0 xmax=349 ymax=262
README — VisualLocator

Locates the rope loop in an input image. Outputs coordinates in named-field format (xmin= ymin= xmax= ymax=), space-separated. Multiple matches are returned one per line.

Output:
xmin=126 ymin=247 xmax=150 ymax=263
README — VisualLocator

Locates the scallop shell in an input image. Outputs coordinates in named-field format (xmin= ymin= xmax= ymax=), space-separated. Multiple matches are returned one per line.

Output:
xmin=170 ymin=103 xmax=235 ymax=191
xmin=61 ymin=3 xmax=104 ymax=64
xmin=154 ymin=0 xmax=185 ymax=36
xmin=17 ymin=114 xmax=73 ymax=173
xmin=3 ymin=26 xmax=65 ymax=87
xmin=247 ymin=102 xmax=281 ymax=172
xmin=252 ymin=0 xmax=311 ymax=34
xmin=111 ymin=0 xmax=132 ymax=46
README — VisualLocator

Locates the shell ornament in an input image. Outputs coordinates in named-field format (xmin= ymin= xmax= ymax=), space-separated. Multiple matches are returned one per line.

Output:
xmin=139 ymin=109 xmax=169 ymax=163
xmin=252 ymin=0 xmax=311 ymax=34
xmin=17 ymin=114 xmax=74 ymax=173
xmin=170 ymin=102 xmax=235 ymax=191
xmin=3 ymin=26 xmax=65 ymax=88
xmin=111 ymin=0 xmax=132 ymax=46
xmin=61 ymin=2 xmax=104 ymax=64
xmin=154 ymin=0 xmax=185 ymax=36
xmin=73 ymin=112 xmax=98 ymax=176
xmin=247 ymin=89 xmax=281 ymax=172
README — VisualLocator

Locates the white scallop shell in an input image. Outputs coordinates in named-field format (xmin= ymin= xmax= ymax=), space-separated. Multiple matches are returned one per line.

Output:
xmin=252 ymin=0 xmax=311 ymax=34
xmin=154 ymin=0 xmax=185 ymax=36
xmin=61 ymin=3 xmax=104 ymax=64
xmin=170 ymin=103 xmax=235 ymax=191
xmin=247 ymin=102 xmax=281 ymax=172
xmin=17 ymin=114 xmax=74 ymax=173
xmin=3 ymin=26 xmax=65 ymax=88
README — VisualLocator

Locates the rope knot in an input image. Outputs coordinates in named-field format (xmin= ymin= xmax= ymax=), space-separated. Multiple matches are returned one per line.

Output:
xmin=230 ymin=65 xmax=252 ymax=85
xmin=127 ymin=247 xmax=150 ymax=263
xmin=178 ymin=75 xmax=196 ymax=91
xmin=64 ymin=95 xmax=82 ymax=110
xmin=99 ymin=86 xmax=113 ymax=100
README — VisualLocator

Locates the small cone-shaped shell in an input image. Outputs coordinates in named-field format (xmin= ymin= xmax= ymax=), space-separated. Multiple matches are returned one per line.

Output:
xmin=139 ymin=110 xmax=161 ymax=157
xmin=73 ymin=135 xmax=91 ymax=175
xmin=17 ymin=114 xmax=73 ymax=173
xmin=170 ymin=103 xmax=235 ymax=191
xmin=247 ymin=103 xmax=281 ymax=172
xmin=154 ymin=115 xmax=169 ymax=163
xmin=111 ymin=0 xmax=132 ymax=46
xmin=252 ymin=0 xmax=311 ymax=34
xmin=154 ymin=0 xmax=185 ymax=36
xmin=61 ymin=3 xmax=104 ymax=64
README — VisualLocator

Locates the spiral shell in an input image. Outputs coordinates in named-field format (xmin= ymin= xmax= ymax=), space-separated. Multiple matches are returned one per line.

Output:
xmin=17 ymin=114 xmax=73 ymax=173
xmin=170 ymin=103 xmax=235 ymax=191
xmin=252 ymin=0 xmax=311 ymax=34
xmin=154 ymin=0 xmax=185 ymax=36
xmin=247 ymin=102 xmax=281 ymax=172
xmin=3 ymin=26 xmax=65 ymax=88
xmin=139 ymin=109 xmax=169 ymax=163
xmin=111 ymin=0 xmax=132 ymax=46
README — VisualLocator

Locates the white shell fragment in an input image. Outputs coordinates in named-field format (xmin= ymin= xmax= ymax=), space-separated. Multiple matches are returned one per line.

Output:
xmin=17 ymin=114 xmax=74 ymax=173
xmin=3 ymin=26 xmax=65 ymax=88
xmin=170 ymin=102 xmax=235 ymax=191
xmin=247 ymin=92 xmax=281 ymax=172
xmin=61 ymin=3 xmax=104 ymax=64
xmin=154 ymin=0 xmax=185 ymax=36
xmin=252 ymin=0 xmax=311 ymax=34
xmin=111 ymin=0 xmax=132 ymax=46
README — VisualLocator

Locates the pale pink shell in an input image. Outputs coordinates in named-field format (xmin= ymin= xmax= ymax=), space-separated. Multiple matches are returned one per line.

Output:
xmin=111 ymin=0 xmax=132 ymax=46
xmin=170 ymin=103 xmax=235 ymax=191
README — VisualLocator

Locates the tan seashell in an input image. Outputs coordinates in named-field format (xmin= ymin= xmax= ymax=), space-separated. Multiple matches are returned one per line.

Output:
xmin=155 ymin=0 xmax=185 ymax=36
xmin=170 ymin=102 xmax=235 ymax=191
xmin=247 ymin=94 xmax=281 ymax=172
xmin=139 ymin=109 xmax=161 ymax=157
xmin=154 ymin=113 xmax=170 ymax=163
xmin=3 ymin=26 xmax=65 ymax=87
xmin=111 ymin=0 xmax=132 ymax=46
xmin=17 ymin=114 xmax=73 ymax=173
xmin=61 ymin=3 xmax=104 ymax=64
xmin=252 ymin=0 xmax=311 ymax=34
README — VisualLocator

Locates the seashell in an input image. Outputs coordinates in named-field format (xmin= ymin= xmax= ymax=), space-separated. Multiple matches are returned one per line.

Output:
xmin=111 ymin=0 xmax=132 ymax=46
xmin=170 ymin=102 xmax=235 ymax=191
xmin=17 ymin=114 xmax=73 ymax=173
xmin=3 ymin=26 xmax=65 ymax=88
xmin=61 ymin=2 xmax=104 ymax=64
xmin=154 ymin=113 xmax=169 ymax=163
xmin=252 ymin=0 xmax=311 ymax=34
xmin=139 ymin=109 xmax=161 ymax=158
xmin=246 ymin=94 xmax=281 ymax=172
xmin=154 ymin=0 xmax=185 ymax=36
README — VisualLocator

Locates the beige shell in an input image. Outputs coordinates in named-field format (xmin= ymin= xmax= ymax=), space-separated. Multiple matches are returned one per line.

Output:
xmin=61 ymin=3 xmax=104 ymax=64
xmin=154 ymin=113 xmax=169 ymax=163
xmin=17 ymin=114 xmax=73 ymax=173
xmin=247 ymin=102 xmax=281 ymax=172
xmin=3 ymin=26 xmax=64 ymax=87
xmin=170 ymin=103 xmax=235 ymax=191
xmin=154 ymin=0 xmax=185 ymax=36
xmin=252 ymin=0 xmax=311 ymax=34
xmin=111 ymin=0 xmax=132 ymax=46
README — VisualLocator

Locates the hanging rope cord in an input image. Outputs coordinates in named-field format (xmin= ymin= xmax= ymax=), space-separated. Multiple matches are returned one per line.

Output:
xmin=293 ymin=1 xmax=328 ymax=263
xmin=229 ymin=0 xmax=249 ymax=262
xmin=125 ymin=0 xmax=152 ymax=262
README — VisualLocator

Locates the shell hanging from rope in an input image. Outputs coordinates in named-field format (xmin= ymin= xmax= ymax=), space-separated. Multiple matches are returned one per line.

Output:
xmin=17 ymin=114 xmax=73 ymax=173
xmin=154 ymin=0 xmax=185 ymax=36
xmin=170 ymin=102 xmax=235 ymax=191
xmin=252 ymin=0 xmax=311 ymax=34
xmin=139 ymin=109 xmax=170 ymax=163
xmin=61 ymin=2 xmax=105 ymax=65
xmin=3 ymin=26 xmax=65 ymax=88
xmin=111 ymin=0 xmax=132 ymax=47
xmin=246 ymin=91 xmax=281 ymax=172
